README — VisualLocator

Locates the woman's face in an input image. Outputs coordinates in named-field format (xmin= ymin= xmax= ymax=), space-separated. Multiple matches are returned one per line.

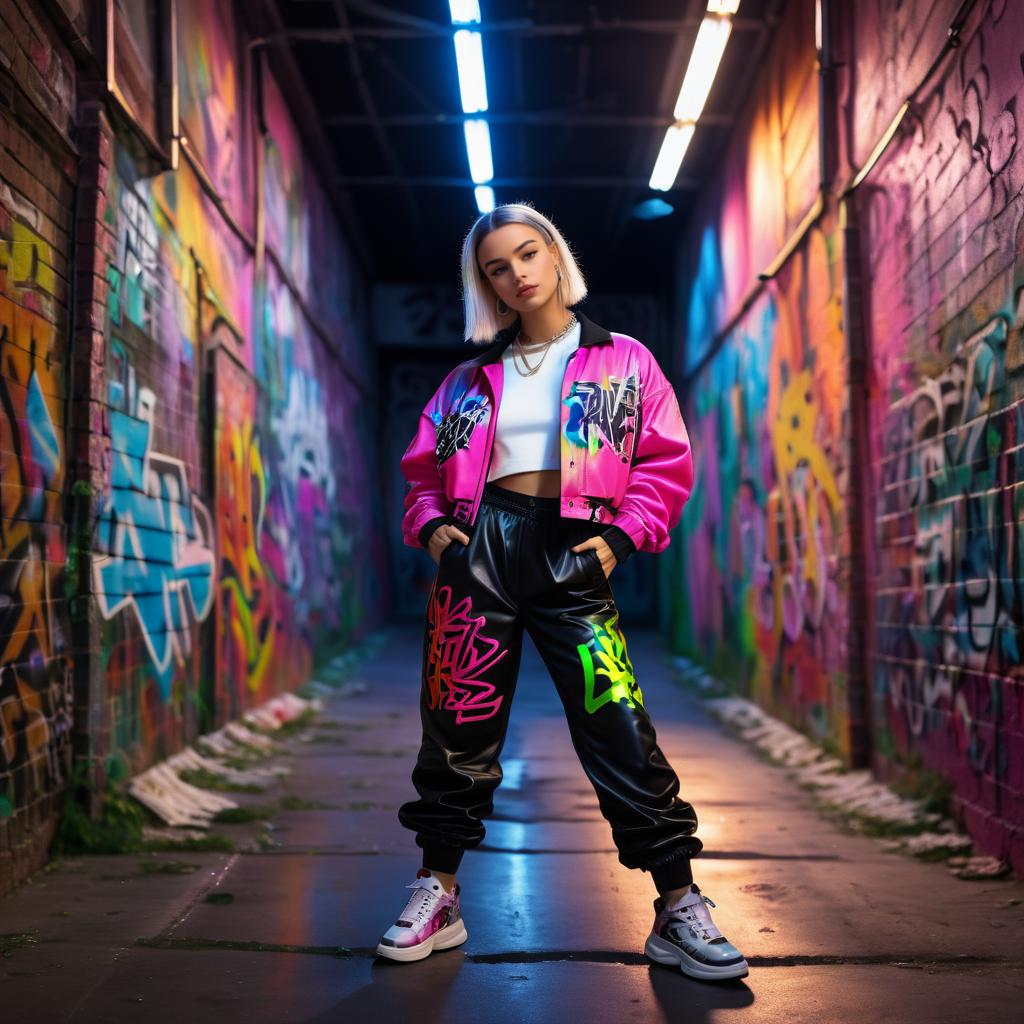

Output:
xmin=476 ymin=224 xmax=560 ymax=314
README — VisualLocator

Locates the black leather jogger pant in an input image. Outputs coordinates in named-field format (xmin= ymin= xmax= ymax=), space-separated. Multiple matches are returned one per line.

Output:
xmin=397 ymin=481 xmax=702 ymax=892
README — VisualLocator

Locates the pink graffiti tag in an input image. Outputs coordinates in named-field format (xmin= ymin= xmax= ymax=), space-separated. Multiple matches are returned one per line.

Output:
xmin=424 ymin=585 xmax=507 ymax=724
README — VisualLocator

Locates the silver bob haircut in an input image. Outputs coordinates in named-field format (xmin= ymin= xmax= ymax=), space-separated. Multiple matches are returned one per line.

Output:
xmin=460 ymin=201 xmax=588 ymax=344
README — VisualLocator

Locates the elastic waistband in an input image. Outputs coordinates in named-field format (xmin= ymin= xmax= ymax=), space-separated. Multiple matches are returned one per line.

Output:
xmin=481 ymin=481 xmax=561 ymax=518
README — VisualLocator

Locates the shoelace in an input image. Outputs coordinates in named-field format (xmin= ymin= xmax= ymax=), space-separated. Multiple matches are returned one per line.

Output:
xmin=399 ymin=880 xmax=442 ymax=924
xmin=670 ymin=892 xmax=724 ymax=942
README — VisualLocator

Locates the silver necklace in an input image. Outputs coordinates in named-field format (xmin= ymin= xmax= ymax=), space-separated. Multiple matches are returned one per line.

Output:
xmin=512 ymin=313 xmax=578 ymax=377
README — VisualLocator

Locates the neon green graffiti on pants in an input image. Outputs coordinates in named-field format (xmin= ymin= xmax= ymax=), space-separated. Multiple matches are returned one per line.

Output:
xmin=577 ymin=612 xmax=643 ymax=714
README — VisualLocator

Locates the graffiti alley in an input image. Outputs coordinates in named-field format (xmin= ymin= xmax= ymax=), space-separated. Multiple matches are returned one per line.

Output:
xmin=2 ymin=0 xmax=1024 ymax=1021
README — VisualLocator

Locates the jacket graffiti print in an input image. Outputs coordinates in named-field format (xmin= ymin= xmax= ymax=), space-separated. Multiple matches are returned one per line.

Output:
xmin=399 ymin=310 xmax=694 ymax=564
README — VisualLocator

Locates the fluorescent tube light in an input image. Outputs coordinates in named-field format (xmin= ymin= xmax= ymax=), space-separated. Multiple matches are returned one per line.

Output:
xmin=464 ymin=119 xmax=494 ymax=183
xmin=449 ymin=0 xmax=481 ymax=23
xmin=673 ymin=15 xmax=733 ymax=122
xmin=475 ymin=185 xmax=496 ymax=212
xmin=706 ymin=0 xmax=740 ymax=13
xmin=453 ymin=30 xmax=488 ymax=113
xmin=649 ymin=122 xmax=696 ymax=191
xmin=449 ymin=2 xmax=492 ymax=204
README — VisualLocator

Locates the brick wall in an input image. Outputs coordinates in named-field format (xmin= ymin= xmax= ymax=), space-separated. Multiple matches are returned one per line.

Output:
xmin=0 ymin=0 xmax=78 ymax=895
xmin=0 ymin=0 xmax=386 ymax=895
xmin=850 ymin=0 xmax=1024 ymax=873
xmin=673 ymin=0 xmax=1024 ymax=873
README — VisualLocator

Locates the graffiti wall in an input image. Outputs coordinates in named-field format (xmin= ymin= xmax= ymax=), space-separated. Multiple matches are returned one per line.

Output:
xmin=852 ymin=0 xmax=1024 ymax=868
xmin=0 ymin=193 xmax=74 ymax=883
xmin=679 ymin=227 xmax=850 ymax=746
xmin=672 ymin=0 xmax=851 ymax=746
xmin=94 ymin=143 xmax=216 ymax=761
xmin=0 ymin=0 xmax=77 ymax=891
xmin=674 ymin=0 xmax=1024 ymax=870
xmin=0 ymin=0 xmax=384 ymax=892
xmin=87 ymin=0 xmax=384 ymax=768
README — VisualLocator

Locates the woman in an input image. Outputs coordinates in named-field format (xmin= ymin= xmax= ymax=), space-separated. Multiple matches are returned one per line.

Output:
xmin=377 ymin=202 xmax=748 ymax=982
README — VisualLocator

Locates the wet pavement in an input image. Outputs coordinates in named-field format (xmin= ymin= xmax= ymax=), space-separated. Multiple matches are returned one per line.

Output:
xmin=3 ymin=623 xmax=1023 ymax=1022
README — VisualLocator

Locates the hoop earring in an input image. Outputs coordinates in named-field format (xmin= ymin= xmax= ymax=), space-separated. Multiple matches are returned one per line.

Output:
xmin=496 ymin=295 xmax=510 ymax=316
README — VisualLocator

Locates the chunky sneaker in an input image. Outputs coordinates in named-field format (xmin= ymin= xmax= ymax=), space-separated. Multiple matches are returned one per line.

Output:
xmin=375 ymin=868 xmax=468 ymax=963
xmin=644 ymin=883 xmax=749 ymax=981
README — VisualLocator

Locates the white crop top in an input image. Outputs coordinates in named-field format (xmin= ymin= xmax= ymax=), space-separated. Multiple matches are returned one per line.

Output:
xmin=486 ymin=319 xmax=582 ymax=482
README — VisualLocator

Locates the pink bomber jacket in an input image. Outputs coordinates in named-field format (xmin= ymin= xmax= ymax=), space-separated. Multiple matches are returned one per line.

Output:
xmin=399 ymin=309 xmax=694 ymax=564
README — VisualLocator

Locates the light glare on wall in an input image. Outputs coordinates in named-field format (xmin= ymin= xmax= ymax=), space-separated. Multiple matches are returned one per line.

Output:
xmin=649 ymin=122 xmax=696 ymax=191
xmin=453 ymin=30 xmax=488 ymax=113
xmin=464 ymin=119 xmax=494 ymax=183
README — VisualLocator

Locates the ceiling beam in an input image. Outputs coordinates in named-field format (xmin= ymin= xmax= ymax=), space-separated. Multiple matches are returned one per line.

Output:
xmin=279 ymin=17 xmax=769 ymax=44
xmin=333 ymin=174 xmax=701 ymax=189
xmin=322 ymin=111 xmax=734 ymax=128
xmin=328 ymin=0 xmax=426 ymax=250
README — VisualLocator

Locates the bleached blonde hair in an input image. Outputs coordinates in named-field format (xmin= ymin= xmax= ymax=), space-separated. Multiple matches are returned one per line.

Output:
xmin=460 ymin=201 xmax=588 ymax=344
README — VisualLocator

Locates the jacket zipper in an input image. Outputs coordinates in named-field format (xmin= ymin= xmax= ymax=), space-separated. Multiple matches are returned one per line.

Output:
xmin=560 ymin=346 xmax=584 ymax=507
xmin=468 ymin=370 xmax=500 ymax=524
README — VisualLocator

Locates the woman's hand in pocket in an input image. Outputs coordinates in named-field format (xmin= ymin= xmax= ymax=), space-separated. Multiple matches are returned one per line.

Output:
xmin=570 ymin=536 xmax=616 ymax=578
xmin=427 ymin=523 xmax=471 ymax=564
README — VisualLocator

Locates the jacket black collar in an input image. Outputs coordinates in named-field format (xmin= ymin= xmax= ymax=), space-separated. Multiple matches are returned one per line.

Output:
xmin=465 ymin=309 xmax=612 ymax=367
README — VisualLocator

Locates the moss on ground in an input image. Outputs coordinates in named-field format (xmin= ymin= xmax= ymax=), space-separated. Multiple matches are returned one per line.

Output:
xmin=137 ymin=860 xmax=201 ymax=875
xmin=52 ymin=762 xmax=147 ymax=856
xmin=213 ymin=804 xmax=277 ymax=824
xmin=279 ymin=795 xmax=340 ymax=811
xmin=178 ymin=767 xmax=265 ymax=794
xmin=143 ymin=833 xmax=236 ymax=853
xmin=0 ymin=932 xmax=38 ymax=958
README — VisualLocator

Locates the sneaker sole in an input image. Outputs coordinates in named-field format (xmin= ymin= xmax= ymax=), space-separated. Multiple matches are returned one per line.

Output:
xmin=375 ymin=918 xmax=468 ymax=963
xmin=644 ymin=932 xmax=749 ymax=981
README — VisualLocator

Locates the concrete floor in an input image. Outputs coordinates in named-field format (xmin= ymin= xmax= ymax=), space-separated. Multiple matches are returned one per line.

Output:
xmin=3 ymin=624 xmax=1022 ymax=1023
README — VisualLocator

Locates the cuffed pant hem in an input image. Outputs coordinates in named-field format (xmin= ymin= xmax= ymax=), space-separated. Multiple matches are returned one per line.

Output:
xmin=649 ymin=854 xmax=694 ymax=893
xmin=421 ymin=843 xmax=465 ymax=874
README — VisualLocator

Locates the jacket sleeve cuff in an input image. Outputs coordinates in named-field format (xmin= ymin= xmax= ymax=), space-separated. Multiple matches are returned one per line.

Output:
xmin=602 ymin=524 xmax=638 ymax=565
xmin=607 ymin=509 xmax=647 ymax=555
xmin=418 ymin=515 xmax=450 ymax=550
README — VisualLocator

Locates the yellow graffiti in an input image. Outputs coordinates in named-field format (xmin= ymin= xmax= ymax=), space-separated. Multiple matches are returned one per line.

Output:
xmin=1 ymin=210 xmax=69 ymax=797
xmin=0 ymin=219 xmax=58 ymax=312
xmin=775 ymin=371 xmax=840 ymax=499
xmin=768 ymin=370 xmax=841 ymax=647
xmin=1 ymin=271 xmax=66 ymax=678
xmin=218 ymin=409 xmax=274 ymax=696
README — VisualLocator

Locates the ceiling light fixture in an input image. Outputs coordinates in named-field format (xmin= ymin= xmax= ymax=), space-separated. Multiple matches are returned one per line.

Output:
xmin=449 ymin=1 xmax=494 ymax=212
xmin=463 ymin=118 xmax=494 ymax=184
xmin=453 ymin=29 xmax=488 ymax=113
xmin=475 ymin=185 xmax=496 ymax=212
xmin=649 ymin=1 xmax=739 ymax=192
xmin=449 ymin=0 xmax=481 ymax=24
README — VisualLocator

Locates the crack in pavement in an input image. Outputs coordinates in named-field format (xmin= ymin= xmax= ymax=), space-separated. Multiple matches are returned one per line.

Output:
xmin=473 ymin=846 xmax=844 ymax=860
xmin=133 ymin=938 xmax=1022 ymax=971
xmin=228 ymin=846 xmax=845 ymax=860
